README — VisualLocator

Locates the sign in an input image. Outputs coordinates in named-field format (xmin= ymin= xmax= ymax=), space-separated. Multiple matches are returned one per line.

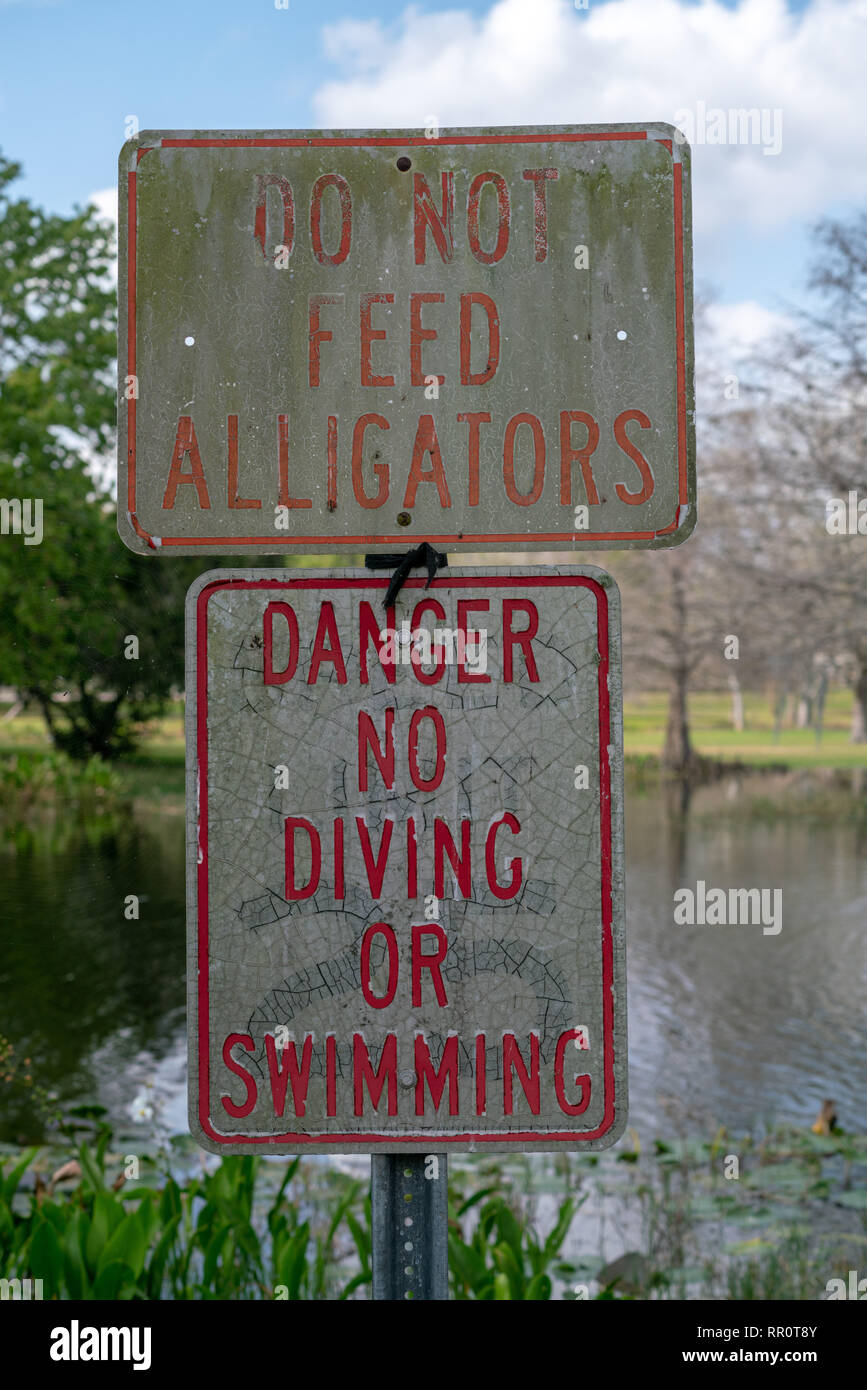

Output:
xmin=186 ymin=567 xmax=626 ymax=1153
xmin=120 ymin=125 xmax=694 ymax=555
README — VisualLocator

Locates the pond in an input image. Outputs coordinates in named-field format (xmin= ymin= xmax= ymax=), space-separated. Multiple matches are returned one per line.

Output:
xmin=1 ymin=775 xmax=865 ymax=1146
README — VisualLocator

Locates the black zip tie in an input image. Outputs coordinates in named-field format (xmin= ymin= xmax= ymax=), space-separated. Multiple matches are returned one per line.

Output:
xmin=365 ymin=542 xmax=448 ymax=608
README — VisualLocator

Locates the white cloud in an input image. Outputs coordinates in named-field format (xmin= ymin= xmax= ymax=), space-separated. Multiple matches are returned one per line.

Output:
xmin=313 ymin=0 xmax=867 ymax=240
xmin=86 ymin=186 xmax=117 ymax=230
xmin=705 ymin=300 xmax=792 ymax=358
xmin=85 ymin=187 xmax=118 ymax=289
xmin=694 ymin=298 xmax=796 ymax=418
xmin=321 ymin=18 xmax=392 ymax=71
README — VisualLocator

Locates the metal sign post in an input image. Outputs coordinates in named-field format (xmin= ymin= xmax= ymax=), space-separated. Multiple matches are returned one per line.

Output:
xmin=372 ymin=1153 xmax=448 ymax=1301
xmin=183 ymin=565 xmax=627 ymax=1298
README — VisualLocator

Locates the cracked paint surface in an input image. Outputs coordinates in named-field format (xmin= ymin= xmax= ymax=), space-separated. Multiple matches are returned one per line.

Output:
xmin=186 ymin=565 xmax=626 ymax=1153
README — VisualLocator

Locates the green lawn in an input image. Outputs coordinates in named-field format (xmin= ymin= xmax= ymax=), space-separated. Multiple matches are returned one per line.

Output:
xmin=624 ymin=690 xmax=867 ymax=769
xmin=0 ymin=709 xmax=187 ymax=808
xmin=2 ymin=691 xmax=866 ymax=804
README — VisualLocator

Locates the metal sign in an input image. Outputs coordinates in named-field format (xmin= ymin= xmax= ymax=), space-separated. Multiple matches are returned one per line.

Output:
xmin=186 ymin=566 xmax=626 ymax=1153
xmin=120 ymin=126 xmax=693 ymax=555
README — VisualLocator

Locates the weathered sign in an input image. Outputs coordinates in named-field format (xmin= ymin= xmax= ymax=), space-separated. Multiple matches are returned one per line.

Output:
xmin=186 ymin=566 xmax=626 ymax=1153
xmin=120 ymin=126 xmax=693 ymax=555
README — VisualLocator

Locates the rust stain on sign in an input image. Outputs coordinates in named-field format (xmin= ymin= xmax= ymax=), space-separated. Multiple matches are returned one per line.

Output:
xmin=186 ymin=566 xmax=626 ymax=1153
xmin=120 ymin=126 xmax=694 ymax=554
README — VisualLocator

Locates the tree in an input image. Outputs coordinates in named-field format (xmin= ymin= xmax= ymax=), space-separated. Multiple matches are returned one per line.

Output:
xmin=736 ymin=213 xmax=867 ymax=741
xmin=607 ymin=488 xmax=759 ymax=774
xmin=5 ymin=483 xmax=202 ymax=759
xmin=0 ymin=151 xmax=198 ymax=757
xmin=604 ymin=228 xmax=867 ymax=769
xmin=593 ymin=298 xmax=770 ymax=774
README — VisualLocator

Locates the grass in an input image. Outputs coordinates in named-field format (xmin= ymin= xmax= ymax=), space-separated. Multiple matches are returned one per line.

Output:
xmin=624 ymin=689 xmax=867 ymax=769
xmin=119 ymin=715 xmax=186 ymax=807
xmin=1 ymin=689 xmax=865 ymax=817
xmin=2 ymin=1113 xmax=865 ymax=1300
xmin=0 ymin=710 xmax=187 ymax=809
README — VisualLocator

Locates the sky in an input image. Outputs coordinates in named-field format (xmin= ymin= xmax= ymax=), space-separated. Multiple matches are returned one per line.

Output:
xmin=1 ymin=0 xmax=866 ymax=361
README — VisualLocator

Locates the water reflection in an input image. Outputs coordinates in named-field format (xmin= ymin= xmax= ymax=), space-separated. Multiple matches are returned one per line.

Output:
xmin=0 ymin=814 xmax=186 ymax=1144
xmin=627 ymin=771 xmax=867 ymax=1136
xmin=0 ymin=775 xmax=864 ymax=1144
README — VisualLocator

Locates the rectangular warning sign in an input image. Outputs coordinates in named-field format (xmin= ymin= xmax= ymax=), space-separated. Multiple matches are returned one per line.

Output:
xmin=121 ymin=125 xmax=693 ymax=554
xmin=186 ymin=567 xmax=626 ymax=1152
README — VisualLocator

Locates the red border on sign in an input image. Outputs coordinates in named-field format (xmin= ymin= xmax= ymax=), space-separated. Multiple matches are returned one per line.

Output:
xmin=127 ymin=132 xmax=689 ymax=547
xmin=195 ymin=574 xmax=619 ymax=1146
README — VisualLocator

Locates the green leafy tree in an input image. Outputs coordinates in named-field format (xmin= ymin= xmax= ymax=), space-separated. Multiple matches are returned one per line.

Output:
xmin=0 ymin=151 xmax=198 ymax=757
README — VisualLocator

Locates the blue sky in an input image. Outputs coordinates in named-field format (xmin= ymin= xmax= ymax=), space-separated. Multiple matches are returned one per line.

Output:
xmin=2 ymin=0 xmax=865 ymax=355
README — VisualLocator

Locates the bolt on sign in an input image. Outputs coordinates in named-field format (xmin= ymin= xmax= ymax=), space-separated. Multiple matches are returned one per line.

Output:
xmin=119 ymin=125 xmax=694 ymax=555
xmin=186 ymin=566 xmax=626 ymax=1153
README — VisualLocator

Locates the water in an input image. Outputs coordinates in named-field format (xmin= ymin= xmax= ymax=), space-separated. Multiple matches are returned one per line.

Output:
xmin=626 ymin=777 xmax=867 ymax=1137
xmin=1 ymin=778 xmax=864 ymax=1145
xmin=0 ymin=812 xmax=187 ymax=1145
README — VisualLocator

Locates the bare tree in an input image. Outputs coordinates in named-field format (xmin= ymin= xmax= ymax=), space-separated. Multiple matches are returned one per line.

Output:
xmin=739 ymin=215 xmax=867 ymax=740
